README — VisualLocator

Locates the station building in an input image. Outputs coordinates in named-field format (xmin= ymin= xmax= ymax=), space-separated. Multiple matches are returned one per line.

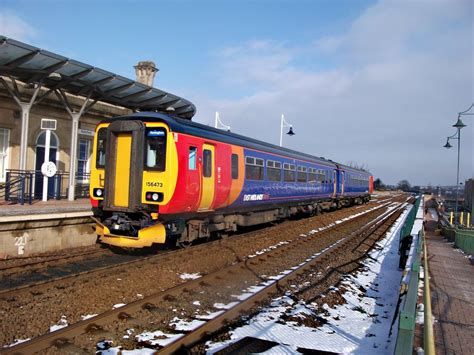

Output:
xmin=0 ymin=81 xmax=129 ymax=187
xmin=0 ymin=37 xmax=195 ymax=201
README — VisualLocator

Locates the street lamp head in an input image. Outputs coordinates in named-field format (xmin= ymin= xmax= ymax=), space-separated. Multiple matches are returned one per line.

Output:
xmin=453 ymin=116 xmax=466 ymax=129
xmin=443 ymin=139 xmax=452 ymax=148
xmin=287 ymin=127 xmax=295 ymax=136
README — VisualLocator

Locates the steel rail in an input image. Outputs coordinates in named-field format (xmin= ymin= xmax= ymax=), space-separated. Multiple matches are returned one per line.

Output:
xmin=2 ymin=202 xmax=396 ymax=354
xmin=0 ymin=247 xmax=108 ymax=273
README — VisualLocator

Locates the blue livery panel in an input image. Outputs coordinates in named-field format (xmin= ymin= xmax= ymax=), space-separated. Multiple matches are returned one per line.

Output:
xmin=230 ymin=148 xmax=338 ymax=209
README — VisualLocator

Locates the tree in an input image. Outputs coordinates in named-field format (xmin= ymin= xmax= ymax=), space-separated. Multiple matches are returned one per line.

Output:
xmin=397 ymin=179 xmax=411 ymax=192
xmin=374 ymin=178 xmax=384 ymax=190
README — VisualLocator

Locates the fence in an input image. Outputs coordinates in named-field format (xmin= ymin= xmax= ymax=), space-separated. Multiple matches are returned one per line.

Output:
xmin=0 ymin=169 xmax=89 ymax=205
xmin=441 ymin=226 xmax=474 ymax=255
xmin=395 ymin=197 xmax=435 ymax=355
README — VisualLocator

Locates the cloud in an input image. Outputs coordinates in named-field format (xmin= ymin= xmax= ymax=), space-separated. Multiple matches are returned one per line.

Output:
xmin=0 ymin=10 xmax=37 ymax=41
xmin=192 ymin=0 xmax=473 ymax=186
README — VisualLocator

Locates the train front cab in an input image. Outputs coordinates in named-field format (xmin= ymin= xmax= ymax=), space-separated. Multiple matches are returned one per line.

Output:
xmin=90 ymin=120 xmax=178 ymax=248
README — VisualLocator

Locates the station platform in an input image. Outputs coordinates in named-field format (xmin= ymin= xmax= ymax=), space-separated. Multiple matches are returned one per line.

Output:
xmin=0 ymin=198 xmax=91 ymax=217
xmin=425 ymin=226 xmax=474 ymax=354
xmin=0 ymin=198 xmax=94 ymax=259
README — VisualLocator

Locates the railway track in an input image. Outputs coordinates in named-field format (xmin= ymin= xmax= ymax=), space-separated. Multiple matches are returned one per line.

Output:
xmin=0 ymin=200 xmax=387 ymax=296
xmin=1 ymin=198 xmax=408 ymax=354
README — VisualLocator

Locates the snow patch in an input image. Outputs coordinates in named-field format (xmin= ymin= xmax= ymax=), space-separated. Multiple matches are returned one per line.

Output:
xmin=136 ymin=330 xmax=184 ymax=347
xmin=81 ymin=314 xmax=97 ymax=320
xmin=170 ymin=317 xmax=206 ymax=331
xmin=50 ymin=315 xmax=68 ymax=332
xmin=207 ymin=202 xmax=407 ymax=354
xmin=179 ymin=272 xmax=201 ymax=280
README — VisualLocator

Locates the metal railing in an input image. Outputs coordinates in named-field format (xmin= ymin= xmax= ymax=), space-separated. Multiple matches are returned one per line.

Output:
xmin=395 ymin=198 xmax=435 ymax=355
xmin=1 ymin=169 xmax=90 ymax=205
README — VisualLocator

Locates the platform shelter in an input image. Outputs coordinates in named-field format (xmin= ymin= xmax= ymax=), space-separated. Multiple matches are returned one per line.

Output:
xmin=0 ymin=36 xmax=195 ymax=202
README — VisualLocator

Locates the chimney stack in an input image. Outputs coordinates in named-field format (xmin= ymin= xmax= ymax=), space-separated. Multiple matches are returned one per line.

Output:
xmin=134 ymin=61 xmax=159 ymax=86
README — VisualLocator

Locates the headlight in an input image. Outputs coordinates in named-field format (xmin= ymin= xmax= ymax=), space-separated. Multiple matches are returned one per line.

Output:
xmin=145 ymin=191 xmax=163 ymax=202
xmin=93 ymin=188 xmax=104 ymax=198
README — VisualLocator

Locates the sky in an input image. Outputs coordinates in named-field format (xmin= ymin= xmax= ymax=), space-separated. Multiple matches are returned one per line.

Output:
xmin=1 ymin=0 xmax=473 ymax=186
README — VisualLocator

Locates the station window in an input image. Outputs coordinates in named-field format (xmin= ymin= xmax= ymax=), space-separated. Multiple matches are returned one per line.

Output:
xmin=96 ymin=128 xmax=107 ymax=168
xmin=267 ymin=160 xmax=282 ymax=182
xmin=231 ymin=154 xmax=239 ymax=179
xmin=203 ymin=149 xmax=212 ymax=177
xmin=188 ymin=146 xmax=197 ymax=170
xmin=297 ymin=166 xmax=307 ymax=182
xmin=245 ymin=156 xmax=264 ymax=180
xmin=145 ymin=128 xmax=167 ymax=171
xmin=283 ymin=163 xmax=296 ymax=182
xmin=77 ymin=139 xmax=91 ymax=181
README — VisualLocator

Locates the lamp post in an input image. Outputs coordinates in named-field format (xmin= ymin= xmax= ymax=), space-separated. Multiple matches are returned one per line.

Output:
xmin=280 ymin=114 xmax=295 ymax=147
xmin=214 ymin=112 xmax=231 ymax=131
xmin=443 ymin=103 xmax=474 ymax=223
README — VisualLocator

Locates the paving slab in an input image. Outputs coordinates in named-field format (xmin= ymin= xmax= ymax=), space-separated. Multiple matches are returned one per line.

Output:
xmin=0 ymin=198 xmax=91 ymax=217
xmin=426 ymin=231 xmax=474 ymax=355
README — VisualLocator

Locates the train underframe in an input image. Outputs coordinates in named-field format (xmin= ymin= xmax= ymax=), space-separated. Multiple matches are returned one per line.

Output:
xmin=94 ymin=194 xmax=371 ymax=249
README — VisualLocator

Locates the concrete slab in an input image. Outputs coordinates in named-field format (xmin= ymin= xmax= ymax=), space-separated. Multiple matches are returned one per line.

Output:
xmin=0 ymin=198 xmax=95 ymax=258
xmin=426 ymin=231 xmax=474 ymax=355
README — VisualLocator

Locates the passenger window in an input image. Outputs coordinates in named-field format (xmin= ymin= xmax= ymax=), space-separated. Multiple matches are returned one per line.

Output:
xmin=267 ymin=160 xmax=282 ymax=182
xmin=283 ymin=163 xmax=296 ymax=182
xmin=145 ymin=128 xmax=167 ymax=171
xmin=188 ymin=147 xmax=197 ymax=170
xmin=203 ymin=149 xmax=212 ymax=177
xmin=231 ymin=154 xmax=239 ymax=179
xmin=297 ymin=166 xmax=307 ymax=182
xmin=96 ymin=128 xmax=107 ymax=168
xmin=245 ymin=156 xmax=264 ymax=180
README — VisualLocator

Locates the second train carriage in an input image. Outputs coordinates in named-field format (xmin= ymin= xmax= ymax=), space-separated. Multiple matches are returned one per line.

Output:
xmin=90 ymin=112 xmax=373 ymax=248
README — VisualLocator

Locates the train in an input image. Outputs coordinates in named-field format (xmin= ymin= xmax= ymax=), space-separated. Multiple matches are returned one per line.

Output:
xmin=89 ymin=112 xmax=373 ymax=248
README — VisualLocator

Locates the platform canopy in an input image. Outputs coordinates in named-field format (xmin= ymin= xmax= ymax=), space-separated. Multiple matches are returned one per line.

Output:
xmin=0 ymin=36 xmax=196 ymax=119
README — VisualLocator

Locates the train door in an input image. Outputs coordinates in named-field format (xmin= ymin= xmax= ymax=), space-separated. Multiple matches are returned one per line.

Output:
xmin=103 ymin=120 xmax=144 ymax=211
xmin=199 ymin=144 xmax=215 ymax=210
xmin=333 ymin=170 xmax=337 ymax=197
xmin=341 ymin=171 xmax=345 ymax=196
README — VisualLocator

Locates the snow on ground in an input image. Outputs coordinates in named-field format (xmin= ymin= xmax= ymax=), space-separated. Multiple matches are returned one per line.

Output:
xmin=112 ymin=303 xmax=126 ymax=309
xmin=97 ymin=202 xmax=407 ymax=354
xmin=81 ymin=313 xmax=97 ymax=320
xmin=49 ymin=315 xmax=68 ymax=332
xmin=179 ymin=272 xmax=201 ymax=280
xmin=169 ymin=317 xmax=206 ymax=331
xmin=206 ymin=205 xmax=410 ymax=354
xmin=3 ymin=338 xmax=31 ymax=348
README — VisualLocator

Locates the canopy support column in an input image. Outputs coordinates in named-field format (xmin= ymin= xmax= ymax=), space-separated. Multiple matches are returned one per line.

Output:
xmin=55 ymin=89 xmax=96 ymax=201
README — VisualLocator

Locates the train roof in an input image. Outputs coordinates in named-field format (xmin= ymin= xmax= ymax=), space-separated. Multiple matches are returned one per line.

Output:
xmin=102 ymin=112 xmax=371 ymax=174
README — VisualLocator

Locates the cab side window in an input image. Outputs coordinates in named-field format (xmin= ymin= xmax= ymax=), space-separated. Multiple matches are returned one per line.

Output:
xmin=96 ymin=128 xmax=107 ymax=168
xmin=189 ymin=147 xmax=197 ymax=170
